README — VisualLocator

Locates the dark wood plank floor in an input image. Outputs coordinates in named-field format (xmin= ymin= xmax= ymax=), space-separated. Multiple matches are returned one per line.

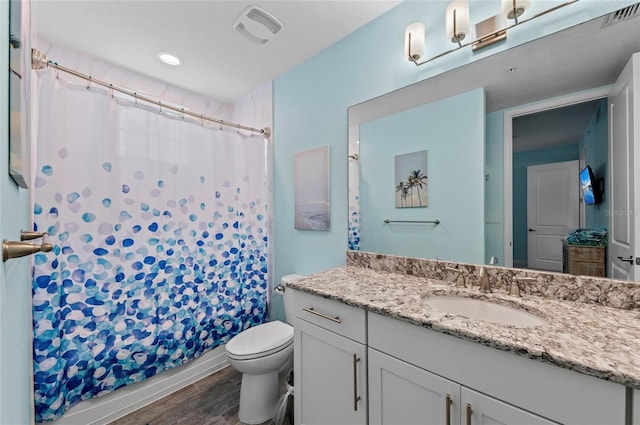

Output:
xmin=109 ymin=366 xmax=276 ymax=425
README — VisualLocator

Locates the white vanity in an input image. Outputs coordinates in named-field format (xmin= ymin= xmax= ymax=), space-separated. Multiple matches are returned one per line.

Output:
xmin=291 ymin=252 xmax=640 ymax=425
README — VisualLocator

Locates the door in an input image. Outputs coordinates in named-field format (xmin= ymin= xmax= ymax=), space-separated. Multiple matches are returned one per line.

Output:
xmin=368 ymin=348 xmax=460 ymax=425
xmin=609 ymin=53 xmax=640 ymax=280
xmin=294 ymin=319 xmax=366 ymax=425
xmin=461 ymin=387 xmax=556 ymax=425
xmin=1 ymin=0 xmax=34 ymax=423
xmin=527 ymin=160 xmax=579 ymax=271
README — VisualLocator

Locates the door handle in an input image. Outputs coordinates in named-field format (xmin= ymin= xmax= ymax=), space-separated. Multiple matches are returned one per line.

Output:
xmin=617 ymin=256 xmax=634 ymax=264
xmin=445 ymin=394 xmax=452 ymax=425
xmin=528 ymin=228 xmax=536 ymax=232
xmin=466 ymin=403 xmax=472 ymax=425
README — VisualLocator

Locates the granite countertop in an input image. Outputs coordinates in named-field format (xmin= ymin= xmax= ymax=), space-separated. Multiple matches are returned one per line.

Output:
xmin=287 ymin=265 xmax=640 ymax=389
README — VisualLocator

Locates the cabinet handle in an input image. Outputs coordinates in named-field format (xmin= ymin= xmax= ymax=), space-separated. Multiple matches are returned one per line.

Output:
xmin=445 ymin=394 xmax=452 ymax=425
xmin=302 ymin=307 xmax=342 ymax=323
xmin=353 ymin=353 xmax=361 ymax=411
xmin=466 ymin=403 xmax=472 ymax=425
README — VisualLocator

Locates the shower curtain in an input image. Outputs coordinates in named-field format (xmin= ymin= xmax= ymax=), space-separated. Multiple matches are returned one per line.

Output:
xmin=31 ymin=74 xmax=270 ymax=422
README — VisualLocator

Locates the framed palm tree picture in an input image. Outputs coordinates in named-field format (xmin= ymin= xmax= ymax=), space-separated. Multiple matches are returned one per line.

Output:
xmin=395 ymin=150 xmax=428 ymax=208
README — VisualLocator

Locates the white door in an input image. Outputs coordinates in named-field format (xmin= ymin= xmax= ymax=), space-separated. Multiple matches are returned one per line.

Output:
xmin=1 ymin=1 xmax=34 ymax=423
xmin=368 ymin=348 xmax=460 ymax=425
xmin=527 ymin=160 xmax=579 ymax=272
xmin=609 ymin=53 xmax=640 ymax=280
xmin=294 ymin=319 xmax=367 ymax=425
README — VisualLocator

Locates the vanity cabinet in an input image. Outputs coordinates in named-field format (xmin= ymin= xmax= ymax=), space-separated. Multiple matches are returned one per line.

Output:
xmin=293 ymin=290 xmax=367 ymax=425
xmin=369 ymin=348 xmax=554 ymax=425
xmin=368 ymin=312 xmax=626 ymax=425
xmin=292 ymin=289 xmax=627 ymax=425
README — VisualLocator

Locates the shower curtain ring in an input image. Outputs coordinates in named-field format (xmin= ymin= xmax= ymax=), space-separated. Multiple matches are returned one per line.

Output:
xmin=86 ymin=76 xmax=92 ymax=90
xmin=181 ymin=108 xmax=185 ymax=120
xmin=159 ymin=101 xmax=163 ymax=115
xmin=200 ymin=114 xmax=204 ymax=126
xmin=134 ymin=92 xmax=138 ymax=107
xmin=109 ymin=84 xmax=114 ymax=98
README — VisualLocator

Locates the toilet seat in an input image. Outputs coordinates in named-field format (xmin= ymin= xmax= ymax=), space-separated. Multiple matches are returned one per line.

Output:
xmin=226 ymin=321 xmax=294 ymax=361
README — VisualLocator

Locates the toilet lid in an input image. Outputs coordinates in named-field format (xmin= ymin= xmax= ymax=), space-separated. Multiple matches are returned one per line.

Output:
xmin=226 ymin=321 xmax=294 ymax=359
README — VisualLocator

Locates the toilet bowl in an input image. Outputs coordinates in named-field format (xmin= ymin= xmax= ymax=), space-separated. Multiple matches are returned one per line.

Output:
xmin=225 ymin=274 xmax=303 ymax=424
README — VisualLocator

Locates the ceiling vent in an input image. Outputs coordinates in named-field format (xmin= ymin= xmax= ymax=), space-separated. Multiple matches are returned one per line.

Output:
xmin=602 ymin=3 xmax=640 ymax=27
xmin=233 ymin=6 xmax=283 ymax=45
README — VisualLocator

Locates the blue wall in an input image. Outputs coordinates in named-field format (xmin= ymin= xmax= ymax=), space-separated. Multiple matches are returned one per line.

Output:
xmin=580 ymin=99 xmax=609 ymax=228
xmin=272 ymin=1 xmax=633 ymax=295
xmin=485 ymin=111 xmax=504 ymax=265
xmin=512 ymin=144 xmax=580 ymax=265
xmin=359 ymin=89 xmax=485 ymax=263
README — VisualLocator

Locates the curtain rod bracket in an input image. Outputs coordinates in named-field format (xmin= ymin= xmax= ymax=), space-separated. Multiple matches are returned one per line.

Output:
xmin=262 ymin=127 xmax=271 ymax=138
xmin=31 ymin=48 xmax=48 ymax=70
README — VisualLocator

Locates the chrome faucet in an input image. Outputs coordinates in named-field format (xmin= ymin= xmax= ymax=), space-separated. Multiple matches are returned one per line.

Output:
xmin=478 ymin=267 xmax=491 ymax=293
xmin=445 ymin=267 xmax=466 ymax=288
xmin=510 ymin=277 xmax=536 ymax=297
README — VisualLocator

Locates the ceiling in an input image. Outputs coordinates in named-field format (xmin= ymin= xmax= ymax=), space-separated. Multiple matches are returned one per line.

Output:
xmin=34 ymin=0 xmax=400 ymax=103
xmin=512 ymin=100 xmax=603 ymax=153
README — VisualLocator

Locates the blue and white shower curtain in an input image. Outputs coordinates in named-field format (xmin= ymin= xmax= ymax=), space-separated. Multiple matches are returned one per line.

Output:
xmin=32 ymin=74 xmax=270 ymax=421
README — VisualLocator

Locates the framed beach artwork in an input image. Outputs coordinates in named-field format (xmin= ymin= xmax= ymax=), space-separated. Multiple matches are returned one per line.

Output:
xmin=395 ymin=150 xmax=428 ymax=208
xmin=294 ymin=145 xmax=330 ymax=231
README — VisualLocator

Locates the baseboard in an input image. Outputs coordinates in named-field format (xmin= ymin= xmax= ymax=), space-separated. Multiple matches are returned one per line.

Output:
xmin=42 ymin=345 xmax=229 ymax=425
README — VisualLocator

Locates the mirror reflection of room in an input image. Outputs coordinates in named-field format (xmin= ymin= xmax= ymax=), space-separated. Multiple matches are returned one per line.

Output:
xmin=349 ymin=9 xmax=640 ymax=279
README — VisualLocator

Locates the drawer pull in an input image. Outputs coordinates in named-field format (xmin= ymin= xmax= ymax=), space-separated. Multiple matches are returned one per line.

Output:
xmin=466 ymin=403 xmax=472 ymax=425
xmin=445 ymin=394 xmax=452 ymax=425
xmin=353 ymin=353 xmax=361 ymax=411
xmin=302 ymin=307 xmax=342 ymax=323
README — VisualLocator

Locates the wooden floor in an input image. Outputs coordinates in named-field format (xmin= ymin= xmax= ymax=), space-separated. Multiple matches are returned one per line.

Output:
xmin=109 ymin=366 xmax=276 ymax=425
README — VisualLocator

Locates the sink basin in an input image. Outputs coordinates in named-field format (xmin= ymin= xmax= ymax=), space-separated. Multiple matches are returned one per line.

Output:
xmin=423 ymin=296 xmax=546 ymax=328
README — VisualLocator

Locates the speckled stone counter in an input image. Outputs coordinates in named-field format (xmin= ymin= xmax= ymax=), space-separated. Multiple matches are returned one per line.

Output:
xmin=287 ymin=253 xmax=640 ymax=389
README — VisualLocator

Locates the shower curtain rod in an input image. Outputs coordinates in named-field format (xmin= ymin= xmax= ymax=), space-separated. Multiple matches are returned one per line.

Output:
xmin=31 ymin=48 xmax=271 ymax=139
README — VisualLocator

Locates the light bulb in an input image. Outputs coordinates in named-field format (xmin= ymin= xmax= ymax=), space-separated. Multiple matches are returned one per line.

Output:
xmin=405 ymin=23 xmax=426 ymax=62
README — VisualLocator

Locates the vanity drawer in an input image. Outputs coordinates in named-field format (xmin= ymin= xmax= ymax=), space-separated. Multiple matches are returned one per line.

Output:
xmin=293 ymin=290 xmax=366 ymax=343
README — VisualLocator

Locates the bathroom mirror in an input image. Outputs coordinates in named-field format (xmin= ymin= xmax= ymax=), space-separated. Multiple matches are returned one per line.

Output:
xmin=348 ymin=8 xmax=640 ymax=277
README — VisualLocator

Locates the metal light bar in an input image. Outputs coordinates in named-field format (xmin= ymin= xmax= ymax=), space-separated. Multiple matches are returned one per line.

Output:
xmin=408 ymin=0 xmax=578 ymax=67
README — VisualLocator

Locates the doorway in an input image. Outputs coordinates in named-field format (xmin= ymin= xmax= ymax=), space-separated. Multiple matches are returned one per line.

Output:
xmin=503 ymin=87 xmax=611 ymax=270
xmin=525 ymin=160 xmax=580 ymax=272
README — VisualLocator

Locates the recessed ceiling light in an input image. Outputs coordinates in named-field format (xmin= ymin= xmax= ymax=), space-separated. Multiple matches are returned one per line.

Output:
xmin=156 ymin=52 xmax=181 ymax=66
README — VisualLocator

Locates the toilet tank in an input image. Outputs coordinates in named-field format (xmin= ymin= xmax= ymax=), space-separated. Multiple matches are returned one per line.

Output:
xmin=280 ymin=274 xmax=304 ymax=325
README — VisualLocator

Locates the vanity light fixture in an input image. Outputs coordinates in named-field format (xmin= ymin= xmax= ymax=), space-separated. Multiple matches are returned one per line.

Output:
xmin=446 ymin=0 xmax=470 ymax=47
xmin=156 ymin=52 xmax=181 ymax=66
xmin=406 ymin=0 xmax=578 ymax=67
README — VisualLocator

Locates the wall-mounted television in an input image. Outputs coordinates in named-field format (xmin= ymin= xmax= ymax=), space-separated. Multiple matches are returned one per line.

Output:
xmin=580 ymin=165 xmax=601 ymax=205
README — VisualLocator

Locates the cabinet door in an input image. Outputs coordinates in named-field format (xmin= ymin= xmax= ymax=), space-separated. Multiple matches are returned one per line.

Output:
xmin=461 ymin=387 xmax=557 ymax=425
xmin=369 ymin=348 xmax=460 ymax=425
xmin=294 ymin=319 xmax=366 ymax=425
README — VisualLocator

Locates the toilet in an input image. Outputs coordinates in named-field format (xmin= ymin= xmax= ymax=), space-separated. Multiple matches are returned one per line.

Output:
xmin=225 ymin=274 xmax=302 ymax=424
